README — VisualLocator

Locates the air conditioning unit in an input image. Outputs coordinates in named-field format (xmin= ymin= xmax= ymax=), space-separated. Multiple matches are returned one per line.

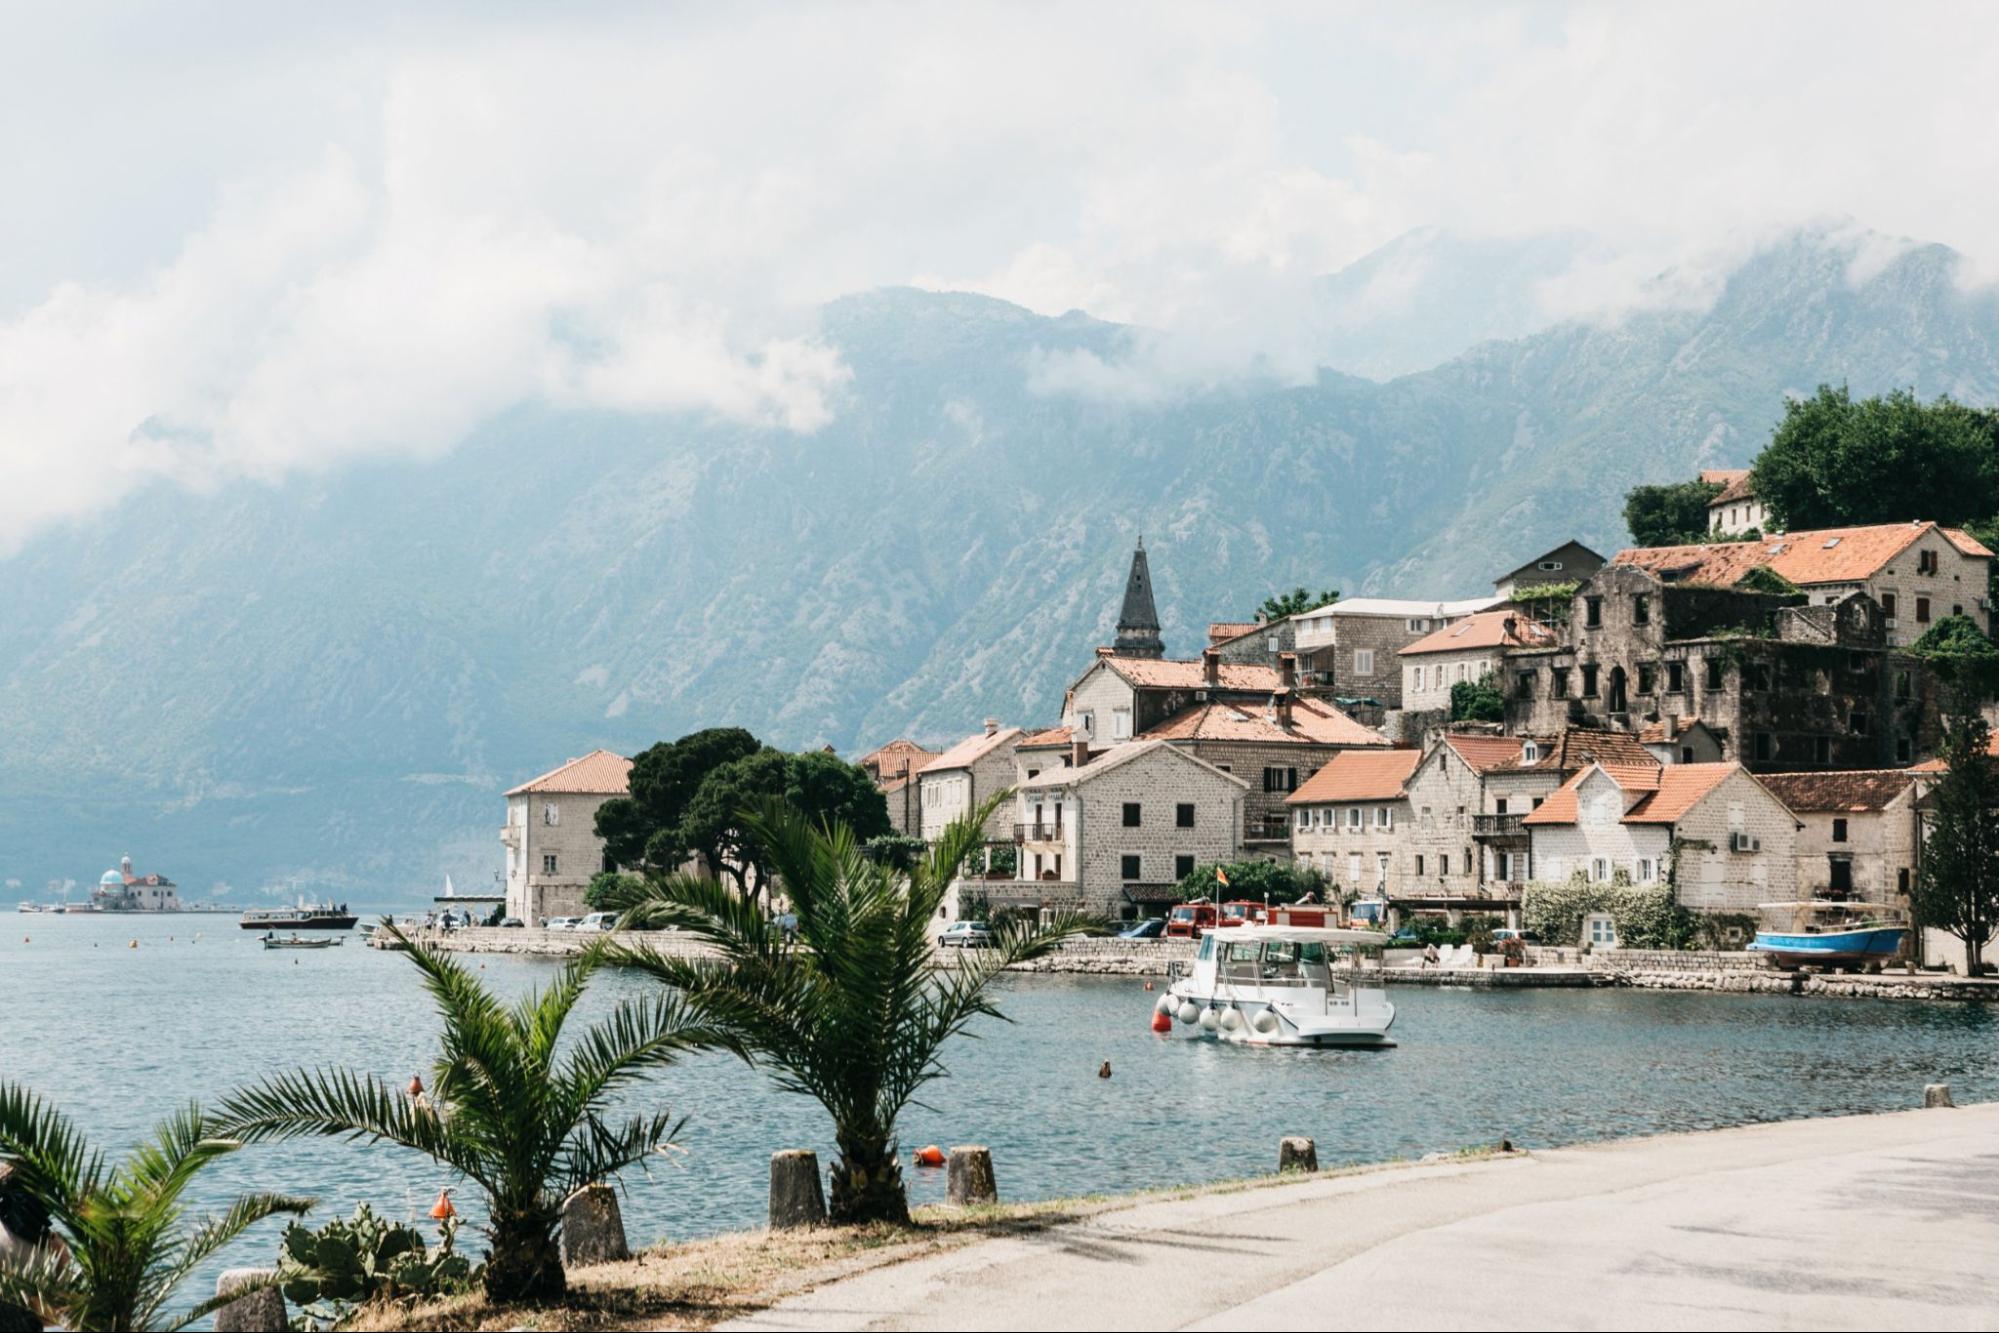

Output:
xmin=1730 ymin=832 xmax=1761 ymax=853
xmin=1884 ymin=616 xmax=1897 ymax=628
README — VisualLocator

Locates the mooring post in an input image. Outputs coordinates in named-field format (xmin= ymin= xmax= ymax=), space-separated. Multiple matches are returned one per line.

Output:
xmin=770 ymin=1149 xmax=828 ymax=1229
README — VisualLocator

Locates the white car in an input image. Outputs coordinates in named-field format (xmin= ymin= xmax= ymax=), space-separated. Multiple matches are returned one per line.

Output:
xmin=544 ymin=916 xmax=579 ymax=931
xmin=938 ymin=920 xmax=995 ymax=948
xmin=577 ymin=912 xmax=619 ymax=932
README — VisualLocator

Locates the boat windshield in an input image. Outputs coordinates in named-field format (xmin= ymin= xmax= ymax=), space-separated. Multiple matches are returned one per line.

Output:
xmin=1197 ymin=935 xmax=1216 ymax=962
xmin=1258 ymin=939 xmax=1332 ymax=988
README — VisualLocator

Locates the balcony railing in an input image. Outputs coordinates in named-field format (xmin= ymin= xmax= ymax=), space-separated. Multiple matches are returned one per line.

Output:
xmin=1472 ymin=813 xmax=1527 ymax=838
xmin=1013 ymin=822 xmax=1066 ymax=843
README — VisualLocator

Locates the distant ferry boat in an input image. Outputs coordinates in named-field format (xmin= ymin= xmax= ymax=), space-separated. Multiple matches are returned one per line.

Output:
xmin=239 ymin=900 xmax=359 ymax=932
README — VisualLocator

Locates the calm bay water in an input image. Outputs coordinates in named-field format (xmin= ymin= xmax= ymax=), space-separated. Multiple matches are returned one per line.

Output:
xmin=6 ymin=914 xmax=1998 ymax=1319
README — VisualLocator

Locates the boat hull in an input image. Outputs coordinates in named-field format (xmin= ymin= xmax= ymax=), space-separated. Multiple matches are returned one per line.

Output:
xmin=239 ymin=914 xmax=358 ymax=931
xmin=1163 ymin=985 xmax=1397 ymax=1048
xmin=1747 ymin=926 xmax=1907 ymax=968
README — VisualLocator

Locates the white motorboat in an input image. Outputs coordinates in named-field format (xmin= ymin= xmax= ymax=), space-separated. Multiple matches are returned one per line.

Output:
xmin=1158 ymin=925 xmax=1397 ymax=1048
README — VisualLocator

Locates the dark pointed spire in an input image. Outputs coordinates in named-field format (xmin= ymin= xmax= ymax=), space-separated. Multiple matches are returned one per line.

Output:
xmin=1113 ymin=537 xmax=1165 ymax=658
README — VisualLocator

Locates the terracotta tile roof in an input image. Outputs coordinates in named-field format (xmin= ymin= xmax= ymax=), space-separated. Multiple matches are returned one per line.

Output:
xmin=1521 ymin=769 xmax=1592 ymax=826
xmin=1483 ymin=727 xmax=1657 ymax=776
xmin=921 ymin=726 xmax=1023 ymax=774
xmin=1140 ymin=695 xmax=1390 ymax=748
xmin=1099 ymin=655 xmax=1284 ymax=691
xmin=1287 ymin=749 xmax=1422 ymax=804
xmin=1018 ymin=739 xmax=1248 ymax=791
xmin=880 ymin=774 xmax=911 ymax=795
xmin=1441 ymin=733 xmax=1527 ymax=774
xmin=1207 ymin=621 xmax=1262 ymax=646
xmin=1703 ymin=470 xmax=1754 ymax=505
xmin=506 ymin=749 xmax=633 ymax=796
xmin=1624 ymin=762 xmax=1740 ymax=823
xmin=857 ymin=738 xmax=937 ymax=779
xmin=1015 ymin=726 xmax=1076 ymax=749
xmin=1757 ymin=769 xmax=1917 ymax=814
xmin=1613 ymin=521 xmax=1990 ymax=590
xmin=1401 ymin=610 xmax=1559 ymax=657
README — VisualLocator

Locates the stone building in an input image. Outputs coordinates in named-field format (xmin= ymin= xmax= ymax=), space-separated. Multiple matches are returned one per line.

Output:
xmin=1290 ymin=596 xmax=1502 ymax=705
xmin=1703 ymin=469 xmax=1768 ymax=538
xmin=1523 ymin=761 xmax=1800 ymax=917
xmin=501 ymin=749 xmax=633 ymax=925
xmin=1399 ymin=610 xmax=1558 ymax=713
xmin=1286 ymin=749 xmax=1423 ymax=901
xmin=1758 ymin=770 xmax=1921 ymax=906
xmin=917 ymin=721 xmax=1023 ymax=843
xmin=1614 ymin=520 xmax=1993 ymax=645
xmin=1208 ymin=616 xmax=1298 ymax=666
xmin=1013 ymin=740 xmax=1247 ymax=918
xmin=1501 ymin=562 xmax=1940 ymax=772
xmin=858 ymin=738 xmax=938 ymax=838
xmin=1491 ymin=540 xmax=1605 ymax=599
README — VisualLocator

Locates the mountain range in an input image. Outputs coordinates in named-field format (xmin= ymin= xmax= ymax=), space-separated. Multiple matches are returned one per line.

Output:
xmin=6 ymin=225 xmax=1998 ymax=903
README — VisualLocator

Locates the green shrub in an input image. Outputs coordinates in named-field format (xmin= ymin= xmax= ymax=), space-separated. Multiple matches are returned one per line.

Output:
xmin=1174 ymin=859 xmax=1327 ymax=904
xmin=1458 ymin=913 xmax=1502 ymax=953
xmin=1520 ymin=874 xmax=1700 ymax=949
xmin=278 ymin=1204 xmax=476 ymax=1330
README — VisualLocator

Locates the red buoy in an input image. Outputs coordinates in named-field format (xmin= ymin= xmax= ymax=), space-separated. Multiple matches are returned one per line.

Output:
xmin=1150 ymin=1009 xmax=1173 ymax=1034
xmin=914 ymin=1144 xmax=945 ymax=1167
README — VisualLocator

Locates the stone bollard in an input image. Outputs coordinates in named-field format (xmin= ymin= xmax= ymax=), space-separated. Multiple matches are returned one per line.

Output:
xmin=213 ymin=1269 xmax=286 ymax=1333
xmin=1925 ymin=1083 xmax=1955 ymax=1108
xmin=1278 ymin=1136 xmax=1319 ymax=1173
xmin=561 ymin=1182 xmax=630 ymax=1266
xmin=769 ymin=1150 xmax=827 ymax=1229
xmin=946 ymin=1146 xmax=998 ymax=1206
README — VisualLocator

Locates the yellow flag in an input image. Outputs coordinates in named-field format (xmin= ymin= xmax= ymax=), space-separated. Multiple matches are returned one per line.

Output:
xmin=1215 ymin=866 xmax=1230 ymax=888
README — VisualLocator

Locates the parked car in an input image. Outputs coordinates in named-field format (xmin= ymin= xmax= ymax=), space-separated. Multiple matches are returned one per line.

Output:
xmin=577 ymin=912 xmax=619 ymax=932
xmin=544 ymin=916 xmax=579 ymax=931
xmin=1119 ymin=917 xmax=1166 ymax=939
xmin=938 ymin=920 xmax=995 ymax=948
xmin=498 ymin=916 xmax=525 ymax=929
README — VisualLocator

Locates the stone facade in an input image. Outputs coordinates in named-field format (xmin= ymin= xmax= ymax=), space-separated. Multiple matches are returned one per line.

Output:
xmin=1014 ymin=741 xmax=1247 ymax=917
xmin=500 ymin=750 xmax=633 ymax=925
xmin=1291 ymin=598 xmax=1501 ymax=707
xmin=1211 ymin=618 xmax=1297 ymax=666
xmin=1502 ymin=564 xmax=1941 ymax=772
xmin=918 ymin=723 xmax=1023 ymax=843
xmin=1758 ymin=770 xmax=1920 ymax=906
xmin=1291 ymin=794 xmax=1411 ymax=899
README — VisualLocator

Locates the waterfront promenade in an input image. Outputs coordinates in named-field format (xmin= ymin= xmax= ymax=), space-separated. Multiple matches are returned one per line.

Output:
xmin=726 ymin=1102 xmax=1999 ymax=1331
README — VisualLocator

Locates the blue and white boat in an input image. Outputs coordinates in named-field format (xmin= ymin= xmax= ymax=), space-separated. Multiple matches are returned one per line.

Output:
xmin=1747 ymin=900 xmax=1909 ymax=969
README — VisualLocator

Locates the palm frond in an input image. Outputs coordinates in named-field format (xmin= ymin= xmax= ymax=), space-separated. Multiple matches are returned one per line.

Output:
xmin=152 ymin=1192 xmax=313 ymax=1330
xmin=557 ymin=1109 xmax=684 ymax=1199
xmin=0 ymin=1243 xmax=80 ymax=1328
xmin=0 ymin=1081 xmax=101 ymax=1230
xmin=213 ymin=1067 xmax=488 ymax=1192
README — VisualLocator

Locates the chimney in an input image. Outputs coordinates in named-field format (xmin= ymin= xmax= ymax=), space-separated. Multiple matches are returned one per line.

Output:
xmin=1663 ymin=713 xmax=1679 ymax=741
xmin=1272 ymin=689 xmax=1293 ymax=728
xmin=1071 ymin=739 xmax=1091 ymax=768
xmin=1278 ymin=651 xmax=1297 ymax=689
xmin=1203 ymin=647 xmax=1221 ymax=686
xmin=1096 ymin=645 xmax=1115 ymax=659
xmin=983 ymin=718 xmax=999 ymax=737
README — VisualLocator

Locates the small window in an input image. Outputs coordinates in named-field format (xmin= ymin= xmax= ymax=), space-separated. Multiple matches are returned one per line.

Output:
xmin=1754 ymin=732 xmax=1773 ymax=762
xmin=1112 ymin=709 xmax=1132 ymax=741
xmin=542 ymin=803 xmax=559 ymax=827
xmin=1638 ymin=662 xmax=1656 ymax=693
xmin=1347 ymin=807 xmax=1362 ymax=831
xmin=1415 ymin=854 xmax=1426 ymax=875
xmin=1832 ymin=818 xmax=1848 ymax=843
xmin=1585 ymin=597 xmax=1603 ymax=628
xmin=1521 ymin=741 xmax=1539 ymax=763
xmin=1174 ymin=854 xmax=1195 ymax=879
xmin=1851 ymin=710 xmax=1869 ymax=736
xmin=1176 ymin=802 xmax=1195 ymax=828
xmin=1581 ymin=664 xmax=1599 ymax=698
xmin=1122 ymin=802 xmax=1141 ymax=827
xmin=1882 ymin=592 xmax=1898 ymax=618
xmin=1916 ymin=596 xmax=1932 ymax=623
xmin=1354 ymin=648 xmax=1376 ymax=676
xmin=1667 ymin=661 xmax=1684 ymax=693
xmin=1120 ymin=854 xmax=1142 ymax=881
xmin=1633 ymin=595 xmax=1649 ymax=625
xmin=1919 ymin=548 xmax=1939 ymax=575
xmin=1550 ymin=668 xmax=1569 ymax=698
xmin=1515 ymin=669 xmax=1535 ymax=698
xmin=541 ymin=853 xmax=558 ymax=875
xmin=1705 ymin=657 xmax=1724 ymax=690
xmin=1375 ymin=806 xmax=1392 ymax=829
xmin=1591 ymin=857 xmax=1610 ymax=883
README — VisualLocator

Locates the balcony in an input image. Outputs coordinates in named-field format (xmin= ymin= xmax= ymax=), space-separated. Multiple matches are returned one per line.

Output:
xmin=1013 ymin=822 xmax=1066 ymax=844
xmin=1472 ymin=813 xmax=1527 ymax=840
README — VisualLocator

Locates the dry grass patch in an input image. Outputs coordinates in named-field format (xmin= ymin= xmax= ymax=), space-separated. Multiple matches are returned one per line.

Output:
xmin=345 ymin=1148 xmax=1517 ymax=1331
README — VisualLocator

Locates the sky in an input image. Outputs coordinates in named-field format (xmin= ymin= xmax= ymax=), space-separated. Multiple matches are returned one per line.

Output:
xmin=4 ymin=0 xmax=1998 ymax=549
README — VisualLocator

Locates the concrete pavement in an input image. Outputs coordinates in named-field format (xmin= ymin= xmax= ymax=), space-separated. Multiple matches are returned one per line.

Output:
xmin=725 ymin=1102 xmax=1999 ymax=1331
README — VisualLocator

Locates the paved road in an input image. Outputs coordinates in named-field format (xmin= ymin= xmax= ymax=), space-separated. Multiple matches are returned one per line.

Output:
xmin=726 ymin=1103 xmax=1999 ymax=1331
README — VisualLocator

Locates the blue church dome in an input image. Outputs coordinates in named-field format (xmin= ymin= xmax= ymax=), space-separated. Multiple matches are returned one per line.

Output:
xmin=100 ymin=869 xmax=124 ymax=887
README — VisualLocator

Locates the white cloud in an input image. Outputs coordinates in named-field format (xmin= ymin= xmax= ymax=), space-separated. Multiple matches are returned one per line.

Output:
xmin=3 ymin=1 xmax=1998 ymax=541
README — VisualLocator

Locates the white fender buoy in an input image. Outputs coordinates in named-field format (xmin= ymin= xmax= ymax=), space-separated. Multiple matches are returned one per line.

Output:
xmin=1198 ymin=1008 xmax=1220 ymax=1032
xmin=1219 ymin=1008 xmax=1244 ymax=1032
xmin=1155 ymin=994 xmax=1176 ymax=1016
xmin=1252 ymin=1010 xmax=1279 ymax=1034
xmin=1177 ymin=1002 xmax=1201 ymax=1025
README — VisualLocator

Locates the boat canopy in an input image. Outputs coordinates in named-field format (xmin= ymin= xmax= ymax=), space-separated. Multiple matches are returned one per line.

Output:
xmin=1229 ymin=925 xmax=1392 ymax=946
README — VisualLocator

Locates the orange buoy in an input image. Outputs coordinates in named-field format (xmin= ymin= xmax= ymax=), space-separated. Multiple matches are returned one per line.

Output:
xmin=1150 ymin=1009 xmax=1173 ymax=1034
xmin=429 ymin=1188 xmax=456 ymax=1220
xmin=914 ymin=1145 xmax=945 ymax=1168
xmin=408 ymin=1074 xmax=425 ymax=1098
xmin=1143 ymin=980 xmax=1154 ymax=991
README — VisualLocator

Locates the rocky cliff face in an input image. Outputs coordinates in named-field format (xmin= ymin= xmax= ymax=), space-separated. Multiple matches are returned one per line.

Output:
xmin=4 ymin=228 xmax=1994 ymax=900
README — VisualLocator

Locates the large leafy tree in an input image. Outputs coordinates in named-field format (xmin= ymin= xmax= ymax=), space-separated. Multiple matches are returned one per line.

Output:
xmin=1913 ymin=709 xmax=1999 ymax=975
xmin=679 ymin=748 xmax=891 ymax=903
xmin=217 ymin=929 xmax=730 ymax=1303
xmin=594 ymin=727 xmax=763 ymax=871
xmin=1255 ymin=587 xmax=1338 ymax=622
xmin=606 ymin=797 xmax=1087 ymax=1225
xmin=1750 ymin=385 xmax=1999 ymax=531
xmin=0 ymin=1088 xmax=311 ymax=1332
xmin=1450 ymin=674 xmax=1506 ymax=723
xmin=1623 ymin=479 xmax=1723 ymax=546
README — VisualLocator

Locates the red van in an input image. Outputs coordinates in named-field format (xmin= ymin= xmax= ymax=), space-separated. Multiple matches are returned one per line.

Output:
xmin=1166 ymin=902 xmax=1218 ymax=938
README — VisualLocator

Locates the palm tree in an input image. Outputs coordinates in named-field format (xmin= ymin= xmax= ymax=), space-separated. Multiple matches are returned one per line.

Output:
xmin=216 ymin=928 xmax=731 ymax=1303
xmin=608 ymin=796 xmax=1090 ymax=1225
xmin=0 ymin=1085 xmax=312 ymax=1332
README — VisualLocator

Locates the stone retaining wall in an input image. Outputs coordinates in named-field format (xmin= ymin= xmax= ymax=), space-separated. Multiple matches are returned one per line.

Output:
xmin=1589 ymin=948 xmax=1763 ymax=974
